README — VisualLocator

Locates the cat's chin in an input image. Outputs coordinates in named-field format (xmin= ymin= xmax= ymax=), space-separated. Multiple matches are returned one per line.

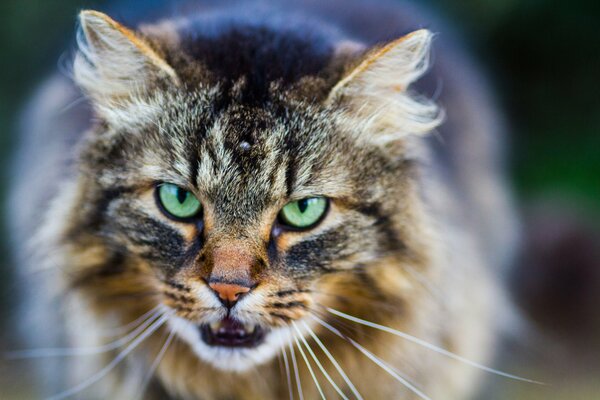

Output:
xmin=167 ymin=315 xmax=293 ymax=372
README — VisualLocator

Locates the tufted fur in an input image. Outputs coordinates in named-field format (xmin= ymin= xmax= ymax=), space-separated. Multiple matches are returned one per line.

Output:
xmin=8 ymin=1 xmax=516 ymax=399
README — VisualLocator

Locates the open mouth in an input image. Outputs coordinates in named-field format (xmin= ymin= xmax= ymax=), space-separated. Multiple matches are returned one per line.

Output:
xmin=200 ymin=317 xmax=267 ymax=348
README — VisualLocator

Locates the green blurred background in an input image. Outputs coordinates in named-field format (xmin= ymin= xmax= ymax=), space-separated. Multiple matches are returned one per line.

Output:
xmin=0 ymin=0 xmax=598 ymax=398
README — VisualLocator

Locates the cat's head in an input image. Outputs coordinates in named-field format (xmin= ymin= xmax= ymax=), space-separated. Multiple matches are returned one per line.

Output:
xmin=65 ymin=10 xmax=441 ymax=371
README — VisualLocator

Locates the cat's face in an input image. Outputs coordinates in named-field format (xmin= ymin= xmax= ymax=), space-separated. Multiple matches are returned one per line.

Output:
xmin=79 ymin=87 xmax=409 ymax=370
xmin=67 ymin=11 xmax=440 ymax=372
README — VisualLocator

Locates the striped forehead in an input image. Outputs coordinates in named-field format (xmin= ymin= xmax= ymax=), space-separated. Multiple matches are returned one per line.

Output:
xmin=142 ymin=90 xmax=338 ymax=223
xmin=194 ymin=114 xmax=289 ymax=223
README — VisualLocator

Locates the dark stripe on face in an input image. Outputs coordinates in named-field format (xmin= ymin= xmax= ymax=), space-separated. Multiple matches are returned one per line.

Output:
xmin=267 ymin=237 xmax=281 ymax=266
xmin=182 ymin=234 xmax=204 ymax=267
xmin=188 ymin=145 xmax=200 ymax=190
xmin=163 ymin=280 xmax=191 ymax=292
xmin=269 ymin=312 xmax=292 ymax=322
xmin=109 ymin=208 xmax=186 ymax=273
xmin=356 ymin=202 xmax=406 ymax=254
xmin=266 ymin=161 xmax=281 ymax=194
xmin=67 ymin=186 xmax=133 ymax=239
xmin=284 ymin=229 xmax=349 ymax=276
xmin=272 ymin=289 xmax=311 ymax=297
xmin=285 ymin=155 xmax=298 ymax=197
xmin=270 ymin=301 xmax=308 ymax=309
xmin=282 ymin=127 xmax=301 ymax=197
xmin=163 ymin=291 xmax=194 ymax=303
xmin=204 ymin=139 xmax=219 ymax=171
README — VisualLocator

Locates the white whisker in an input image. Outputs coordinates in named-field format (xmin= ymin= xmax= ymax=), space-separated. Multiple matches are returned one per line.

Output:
xmin=99 ymin=306 xmax=162 ymax=338
xmin=327 ymin=307 xmax=543 ymax=385
xmin=58 ymin=96 xmax=87 ymax=115
xmin=46 ymin=312 xmax=170 ymax=400
xmin=292 ymin=333 xmax=326 ymax=400
xmin=282 ymin=344 xmax=295 ymax=400
xmin=313 ymin=315 xmax=431 ymax=400
xmin=277 ymin=352 xmax=286 ymax=391
xmin=7 ymin=308 xmax=162 ymax=359
xmin=300 ymin=321 xmax=363 ymax=400
xmin=292 ymin=322 xmax=349 ymax=400
xmin=289 ymin=333 xmax=304 ymax=400
xmin=135 ymin=328 xmax=176 ymax=400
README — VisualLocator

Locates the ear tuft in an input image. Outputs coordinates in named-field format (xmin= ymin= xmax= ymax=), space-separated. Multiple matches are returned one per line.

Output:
xmin=328 ymin=29 xmax=443 ymax=142
xmin=74 ymin=10 xmax=179 ymax=116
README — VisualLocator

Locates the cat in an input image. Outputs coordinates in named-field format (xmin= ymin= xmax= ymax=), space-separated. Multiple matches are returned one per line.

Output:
xmin=8 ymin=0 xmax=519 ymax=398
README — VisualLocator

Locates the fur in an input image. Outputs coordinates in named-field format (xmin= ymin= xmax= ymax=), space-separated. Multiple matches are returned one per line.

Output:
xmin=8 ymin=0 xmax=516 ymax=399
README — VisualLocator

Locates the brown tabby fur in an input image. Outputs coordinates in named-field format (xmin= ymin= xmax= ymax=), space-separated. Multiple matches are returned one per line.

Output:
xmin=9 ymin=1 xmax=516 ymax=398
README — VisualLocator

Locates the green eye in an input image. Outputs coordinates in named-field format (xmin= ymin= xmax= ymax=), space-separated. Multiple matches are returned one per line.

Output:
xmin=279 ymin=197 xmax=328 ymax=229
xmin=157 ymin=183 xmax=202 ymax=220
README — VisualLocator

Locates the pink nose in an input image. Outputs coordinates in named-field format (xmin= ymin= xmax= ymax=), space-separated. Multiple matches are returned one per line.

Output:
xmin=208 ymin=281 xmax=251 ymax=305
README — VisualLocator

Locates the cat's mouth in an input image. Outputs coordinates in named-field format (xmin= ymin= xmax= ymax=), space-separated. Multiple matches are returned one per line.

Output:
xmin=200 ymin=317 xmax=267 ymax=348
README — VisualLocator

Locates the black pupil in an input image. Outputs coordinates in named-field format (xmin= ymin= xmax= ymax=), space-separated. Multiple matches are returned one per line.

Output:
xmin=176 ymin=188 xmax=188 ymax=204
xmin=298 ymin=199 xmax=309 ymax=213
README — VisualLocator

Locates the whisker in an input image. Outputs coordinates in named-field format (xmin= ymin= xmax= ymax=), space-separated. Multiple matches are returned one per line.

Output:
xmin=58 ymin=96 xmax=87 ymax=115
xmin=292 ymin=322 xmax=349 ymax=400
xmin=135 ymin=328 xmax=176 ymax=400
xmin=46 ymin=311 xmax=171 ymax=400
xmin=98 ymin=306 xmax=162 ymax=338
xmin=327 ymin=307 xmax=544 ymax=385
xmin=277 ymin=351 xmax=285 ymax=387
xmin=282 ymin=343 xmax=295 ymax=400
xmin=312 ymin=315 xmax=431 ymax=400
xmin=311 ymin=308 xmax=375 ymax=345
xmin=6 ymin=308 xmax=162 ymax=359
xmin=300 ymin=321 xmax=363 ymax=400
xmin=292 ymin=332 xmax=327 ymax=400
xmin=289 ymin=333 xmax=304 ymax=400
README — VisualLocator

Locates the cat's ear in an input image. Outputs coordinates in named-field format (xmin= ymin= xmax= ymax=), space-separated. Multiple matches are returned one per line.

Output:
xmin=74 ymin=10 xmax=179 ymax=115
xmin=327 ymin=30 xmax=443 ymax=143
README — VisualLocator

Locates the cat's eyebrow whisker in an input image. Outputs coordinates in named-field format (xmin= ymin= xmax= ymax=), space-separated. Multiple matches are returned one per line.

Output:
xmin=326 ymin=307 xmax=544 ymax=385
xmin=311 ymin=315 xmax=431 ymax=400
xmin=6 ymin=307 xmax=163 ymax=359
xmin=292 ymin=332 xmax=327 ymax=400
xmin=288 ymin=332 xmax=304 ymax=400
xmin=46 ymin=311 xmax=171 ymax=400
xmin=135 ymin=327 xmax=176 ymax=400
xmin=281 ymin=341 xmax=295 ymax=400
xmin=291 ymin=321 xmax=349 ymax=400
xmin=300 ymin=320 xmax=363 ymax=400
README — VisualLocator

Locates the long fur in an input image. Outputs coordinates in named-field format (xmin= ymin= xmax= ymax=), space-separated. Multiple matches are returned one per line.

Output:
xmin=8 ymin=1 xmax=516 ymax=399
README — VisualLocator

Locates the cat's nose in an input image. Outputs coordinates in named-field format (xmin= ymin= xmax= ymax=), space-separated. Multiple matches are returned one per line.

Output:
xmin=204 ymin=241 xmax=260 ymax=307
xmin=208 ymin=280 xmax=252 ymax=307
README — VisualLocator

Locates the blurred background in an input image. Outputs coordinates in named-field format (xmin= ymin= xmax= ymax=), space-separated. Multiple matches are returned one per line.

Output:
xmin=0 ymin=0 xmax=598 ymax=398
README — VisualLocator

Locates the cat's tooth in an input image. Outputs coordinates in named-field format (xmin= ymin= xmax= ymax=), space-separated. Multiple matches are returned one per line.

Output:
xmin=243 ymin=323 xmax=256 ymax=333
xmin=209 ymin=321 xmax=221 ymax=331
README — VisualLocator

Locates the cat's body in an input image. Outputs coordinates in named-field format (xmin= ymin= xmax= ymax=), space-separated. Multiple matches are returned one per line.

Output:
xmin=9 ymin=0 xmax=516 ymax=399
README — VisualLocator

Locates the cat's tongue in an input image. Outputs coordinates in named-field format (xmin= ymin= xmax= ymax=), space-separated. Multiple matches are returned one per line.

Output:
xmin=200 ymin=317 xmax=266 ymax=348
